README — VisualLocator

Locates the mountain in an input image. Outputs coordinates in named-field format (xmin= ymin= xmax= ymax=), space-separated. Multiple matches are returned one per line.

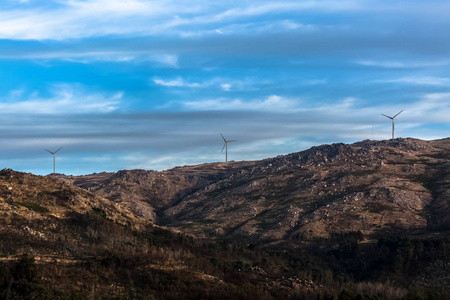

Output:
xmin=59 ymin=138 xmax=450 ymax=242
xmin=2 ymin=137 xmax=450 ymax=299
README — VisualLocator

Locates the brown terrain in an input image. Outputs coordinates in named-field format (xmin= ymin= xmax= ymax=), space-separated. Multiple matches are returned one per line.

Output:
xmin=56 ymin=137 xmax=450 ymax=241
xmin=0 ymin=169 xmax=149 ymax=258
xmin=1 ymin=137 xmax=449 ymax=299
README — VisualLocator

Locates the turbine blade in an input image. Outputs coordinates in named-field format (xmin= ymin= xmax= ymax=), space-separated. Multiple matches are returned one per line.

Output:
xmin=45 ymin=149 xmax=54 ymax=154
xmin=220 ymin=133 xmax=226 ymax=143
xmin=221 ymin=143 xmax=226 ymax=152
xmin=393 ymin=110 xmax=403 ymax=118
xmin=228 ymin=140 xmax=237 ymax=142
xmin=55 ymin=146 xmax=63 ymax=153
xmin=381 ymin=114 xmax=393 ymax=119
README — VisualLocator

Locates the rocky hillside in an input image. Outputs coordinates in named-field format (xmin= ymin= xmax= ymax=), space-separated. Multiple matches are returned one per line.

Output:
xmin=54 ymin=162 xmax=256 ymax=222
xmin=59 ymin=138 xmax=450 ymax=241
xmin=0 ymin=169 xmax=149 ymax=258
xmin=1 ymin=138 xmax=449 ymax=299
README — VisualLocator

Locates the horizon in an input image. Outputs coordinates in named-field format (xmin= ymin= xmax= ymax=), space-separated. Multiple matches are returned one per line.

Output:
xmin=5 ymin=136 xmax=447 ymax=176
xmin=0 ymin=1 xmax=449 ymax=175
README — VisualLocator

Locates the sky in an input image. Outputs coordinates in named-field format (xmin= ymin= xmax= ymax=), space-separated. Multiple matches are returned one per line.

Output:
xmin=0 ymin=0 xmax=449 ymax=175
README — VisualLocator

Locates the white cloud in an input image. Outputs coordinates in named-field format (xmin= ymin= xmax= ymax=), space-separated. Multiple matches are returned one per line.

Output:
xmin=0 ymin=1 xmax=381 ymax=40
xmin=375 ymin=76 xmax=450 ymax=85
xmin=0 ymin=50 xmax=179 ymax=67
xmin=406 ymin=93 xmax=450 ymax=122
xmin=183 ymin=95 xmax=299 ymax=112
xmin=0 ymin=84 xmax=121 ymax=114
xmin=153 ymin=76 xmax=266 ymax=92
xmin=153 ymin=77 xmax=243 ymax=91
xmin=153 ymin=78 xmax=201 ymax=88
xmin=123 ymin=152 xmax=187 ymax=171
xmin=178 ymin=20 xmax=317 ymax=37
xmin=64 ymin=0 xmax=152 ymax=13
xmin=221 ymin=83 xmax=231 ymax=91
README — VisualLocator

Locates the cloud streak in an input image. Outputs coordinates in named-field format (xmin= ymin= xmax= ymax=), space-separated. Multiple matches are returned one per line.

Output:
xmin=0 ymin=84 xmax=122 ymax=114
xmin=0 ymin=0 xmax=446 ymax=43
xmin=0 ymin=1 xmax=449 ymax=175
xmin=375 ymin=76 xmax=450 ymax=86
xmin=0 ymin=91 xmax=448 ymax=175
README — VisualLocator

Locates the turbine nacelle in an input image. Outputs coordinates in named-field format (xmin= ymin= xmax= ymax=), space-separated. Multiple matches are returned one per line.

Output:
xmin=45 ymin=147 xmax=63 ymax=155
xmin=381 ymin=110 xmax=403 ymax=120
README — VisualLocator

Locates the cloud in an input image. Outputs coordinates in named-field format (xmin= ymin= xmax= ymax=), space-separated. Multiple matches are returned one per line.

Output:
xmin=0 ymin=90 xmax=449 ymax=174
xmin=1 ymin=1 xmax=450 ymax=175
xmin=0 ymin=84 xmax=121 ymax=115
xmin=150 ymin=54 xmax=179 ymax=67
xmin=182 ymin=95 xmax=299 ymax=112
xmin=356 ymin=60 xmax=450 ymax=69
xmin=0 ymin=0 xmax=442 ymax=41
xmin=0 ymin=1 xmax=326 ymax=40
xmin=153 ymin=77 xmax=244 ymax=91
xmin=153 ymin=78 xmax=201 ymax=88
xmin=180 ymin=95 xmax=360 ymax=113
xmin=406 ymin=93 xmax=450 ymax=122
xmin=1 ymin=1 xmax=450 ymax=65
xmin=178 ymin=20 xmax=318 ymax=38
xmin=220 ymin=83 xmax=231 ymax=91
xmin=0 ymin=48 xmax=179 ymax=67
xmin=375 ymin=76 xmax=450 ymax=85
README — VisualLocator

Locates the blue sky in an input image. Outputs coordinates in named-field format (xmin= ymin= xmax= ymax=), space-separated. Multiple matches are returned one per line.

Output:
xmin=0 ymin=0 xmax=449 ymax=175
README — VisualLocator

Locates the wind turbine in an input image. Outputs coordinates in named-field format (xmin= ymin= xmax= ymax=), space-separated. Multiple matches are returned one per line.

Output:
xmin=220 ymin=133 xmax=236 ymax=162
xmin=381 ymin=110 xmax=403 ymax=139
xmin=45 ymin=147 xmax=63 ymax=174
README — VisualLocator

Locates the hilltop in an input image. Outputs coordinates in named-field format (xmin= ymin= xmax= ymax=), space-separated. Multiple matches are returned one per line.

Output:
xmin=57 ymin=137 xmax=450 ymax=241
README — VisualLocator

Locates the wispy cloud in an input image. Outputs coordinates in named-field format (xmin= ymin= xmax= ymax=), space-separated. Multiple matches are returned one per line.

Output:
xmin=0 ymin=0 xmax=428 ymax=41
xmin=153 ymin=77 xmax=248 ymax=91
xmin=0 ymin=49 xmax=179 ymax=67
xmin=153 ymin=78 xmax=201 ymax=88
xmin=406 ymin=93 xmax=450 ymax=122
xmin=1 ymin=90 xmax=449 ymax=174
xmin=356 ymin=60 xmax=450 ymax=69
xmin=182 ymin=95 xmax=300 ymax=112
xmin=375 ymin=76 xmax=450 ymax=85
xmin=1 ymin=0 xmax=450 ymax=175
xmin=0 ymin=84 xmax=121 ymax=114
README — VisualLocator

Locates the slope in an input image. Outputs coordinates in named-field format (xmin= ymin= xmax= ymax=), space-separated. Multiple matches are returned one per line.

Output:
xmin=63 ymin=138 xmax=450 ymax=242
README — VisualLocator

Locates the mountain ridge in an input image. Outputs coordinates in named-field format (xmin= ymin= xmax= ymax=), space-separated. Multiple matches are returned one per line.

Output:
xmin=52 ymin=137 xmax=450 ymax=241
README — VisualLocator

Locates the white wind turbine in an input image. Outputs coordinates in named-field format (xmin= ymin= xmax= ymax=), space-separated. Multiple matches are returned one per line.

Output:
xmin=45 ymin=147 xmax=63 ymax=174
xmin=381 ymin=110 xmax=403 ymax=139
xmin=220 ymin=133 xmax=236 ymax=162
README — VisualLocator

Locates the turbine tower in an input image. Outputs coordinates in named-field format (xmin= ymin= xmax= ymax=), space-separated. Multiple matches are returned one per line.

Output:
xmin=45 ymin=147 xmax=63 ymax=174
xmin=220 ymin=133 xmax=236 ymax=162
xmin=381 ymin=110 xmax=403 ymax=139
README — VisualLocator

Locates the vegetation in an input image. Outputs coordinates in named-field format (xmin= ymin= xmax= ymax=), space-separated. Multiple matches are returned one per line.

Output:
xmin=1 ymin=215 xmax=450 ymax=299
xmin=13 ymin=201 xmax=49 ymax=214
